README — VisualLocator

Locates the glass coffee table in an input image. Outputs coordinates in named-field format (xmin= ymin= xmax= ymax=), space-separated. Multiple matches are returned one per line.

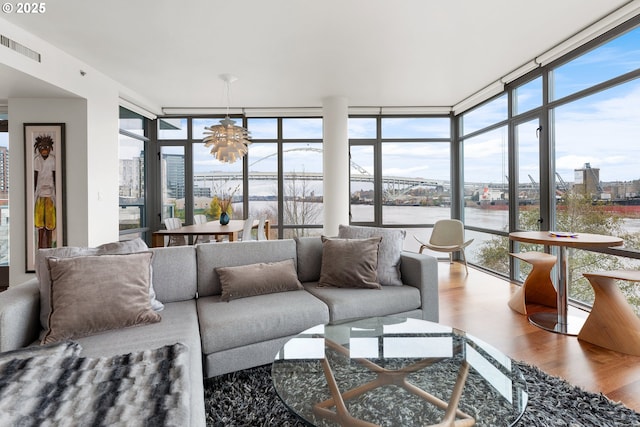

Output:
xmin=272 ymin=317 xmax=527 ymax=427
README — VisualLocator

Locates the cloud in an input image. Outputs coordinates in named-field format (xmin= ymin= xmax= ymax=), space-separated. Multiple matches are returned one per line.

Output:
xmin=554 ymin=81 xmax=640 ymax=182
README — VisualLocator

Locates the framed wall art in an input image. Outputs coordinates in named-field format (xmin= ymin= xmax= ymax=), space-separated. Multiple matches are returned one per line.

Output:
xmin=24 ymin=123 xmax=66 ymax=272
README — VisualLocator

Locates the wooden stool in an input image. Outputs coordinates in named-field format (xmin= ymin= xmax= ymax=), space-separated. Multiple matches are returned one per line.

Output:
xmin=579 ymin=270 xmax=640 ymax=356
xmin=508 ymin=252 xmax=557 ymax=315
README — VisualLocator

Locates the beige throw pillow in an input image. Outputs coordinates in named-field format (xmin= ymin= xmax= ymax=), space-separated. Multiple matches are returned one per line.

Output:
xmin=318 ymin=236 xmax=382 ymax=289
xmin=41 ymin=252 xmax=161 ymax=345
xmin=36 ymin=238 xmax=164 ymax=331
xmin=338 ymin=225 xmax=406 ymax=286
xmin=216 ymin=259 xmax=303 ymax=302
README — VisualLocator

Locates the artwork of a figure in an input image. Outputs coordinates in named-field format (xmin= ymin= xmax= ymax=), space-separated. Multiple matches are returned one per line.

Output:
xmin=33 ymin=134 xmax=56 ymax=249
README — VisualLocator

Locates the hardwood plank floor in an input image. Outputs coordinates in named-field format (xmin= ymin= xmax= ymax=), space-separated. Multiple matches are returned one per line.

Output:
xmin=438 ymin=262 xmax=640 ymax=412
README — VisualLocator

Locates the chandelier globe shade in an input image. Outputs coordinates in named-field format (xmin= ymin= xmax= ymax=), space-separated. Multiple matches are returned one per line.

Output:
xmin=203 ymin=74 xmax=251 ymax=164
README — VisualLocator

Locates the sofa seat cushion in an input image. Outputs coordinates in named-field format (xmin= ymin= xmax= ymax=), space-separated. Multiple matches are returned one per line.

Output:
xmin=303 ymin=282 xmax=421 ymax=322
xmin=72 ymin=300 xmax=200 ymax=358
xmin=197 ymin=291 xmax=329 ymax=354
xmin=70 ymin=300 xmax=205 ymax=427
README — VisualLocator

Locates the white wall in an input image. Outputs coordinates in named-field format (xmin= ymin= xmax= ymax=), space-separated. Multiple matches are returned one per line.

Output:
xmin=85 ymin=93 xmax=120 ymax=247
xmin=322 ymin=96 xmax=350 ymax=236
xmin=1 ymin=16 xmax=146 ymax=285
xmin=8 ymin=96 xmax=119 ymax=285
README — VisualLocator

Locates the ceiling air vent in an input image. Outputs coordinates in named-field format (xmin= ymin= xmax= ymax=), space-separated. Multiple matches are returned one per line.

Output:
xmin=0 ymin=34 xmax=41 ymax=63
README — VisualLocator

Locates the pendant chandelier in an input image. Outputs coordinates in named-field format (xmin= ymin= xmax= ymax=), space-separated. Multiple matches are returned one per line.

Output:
xmin=203 ymin=74 xmax=251 ymax=163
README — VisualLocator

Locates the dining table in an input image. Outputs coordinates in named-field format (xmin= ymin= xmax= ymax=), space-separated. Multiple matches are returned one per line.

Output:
xmin=509 ymin=230 xmax=623 ymax=335
xmin=151 ymin=219 xmax=269 ymax=248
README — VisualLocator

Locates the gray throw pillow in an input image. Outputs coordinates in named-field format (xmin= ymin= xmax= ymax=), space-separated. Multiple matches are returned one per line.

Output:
xmin=338 ymin=225 xmax=406 ymax=286
xmin=216 ymin=259 xmax=303 ymax=301
xmin=294 ymin=236 xmax=324 ymax=282
xmin=318 ymin=236 xmax=382 ymax=289
xmin=42 ymin=252 xmax=161 ymax=345
xmin=36 ymin=238 xmax=164 ymax=331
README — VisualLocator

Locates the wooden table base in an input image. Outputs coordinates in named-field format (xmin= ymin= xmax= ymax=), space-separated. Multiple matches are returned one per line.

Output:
xmin=313 ymin=339 xmax=475 ymax=427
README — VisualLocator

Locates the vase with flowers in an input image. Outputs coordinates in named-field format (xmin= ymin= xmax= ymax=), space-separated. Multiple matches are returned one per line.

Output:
xmin=213 ymin=184 xmax=239 ymax=225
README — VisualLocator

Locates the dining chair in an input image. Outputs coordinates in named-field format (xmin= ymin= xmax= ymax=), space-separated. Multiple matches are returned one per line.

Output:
xmin=241 ymin=216 xmax=255 ymax=241
xmin=257 ymin=218 xmax=267 ymax=240
xmin=193 ymin=214 xmax=211 ymax=244
xmin=164 ymin=217 xmax=186 ymax=246
xmin=414 ymin=219 xmax=474 ymax=274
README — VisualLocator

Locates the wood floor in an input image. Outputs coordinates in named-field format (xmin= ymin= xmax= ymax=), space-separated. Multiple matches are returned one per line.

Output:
xmin=438 ymin=262 xmax=640 ymax=412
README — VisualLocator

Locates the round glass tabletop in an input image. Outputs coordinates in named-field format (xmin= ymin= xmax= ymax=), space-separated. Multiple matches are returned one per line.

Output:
xmin=272 ymin=317 xmax=527 ymax=427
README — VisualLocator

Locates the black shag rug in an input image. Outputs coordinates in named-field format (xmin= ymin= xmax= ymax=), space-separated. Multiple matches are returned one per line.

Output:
xmin=204 ymin=362 xmax=640 ymax=427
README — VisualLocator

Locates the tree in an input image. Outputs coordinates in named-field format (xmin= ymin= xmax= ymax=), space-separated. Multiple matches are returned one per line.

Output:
xmin=282 ymin=170 xmax=322 ymax=238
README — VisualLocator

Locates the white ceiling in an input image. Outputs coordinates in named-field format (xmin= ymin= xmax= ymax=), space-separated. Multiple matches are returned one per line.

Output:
xmin=1 ymin=0 xmax=634 ymax=111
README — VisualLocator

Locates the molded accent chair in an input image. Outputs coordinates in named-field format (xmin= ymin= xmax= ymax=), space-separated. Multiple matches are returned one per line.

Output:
xmin=508 ymin=251 xmax=557 ymax=315
xmin=414 ymin=219 xmax=473 ymax=274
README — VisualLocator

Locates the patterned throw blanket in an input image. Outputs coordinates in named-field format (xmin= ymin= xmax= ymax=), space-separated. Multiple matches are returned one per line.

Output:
xmin=0 ymin=341 xmax=189 ymax=427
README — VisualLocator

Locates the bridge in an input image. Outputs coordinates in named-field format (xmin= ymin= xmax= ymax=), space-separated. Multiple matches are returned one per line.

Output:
xmin=194 ymin=171 xmax=449 ymax=197
xmin=187 ymin=147 xmax=541 ymax=198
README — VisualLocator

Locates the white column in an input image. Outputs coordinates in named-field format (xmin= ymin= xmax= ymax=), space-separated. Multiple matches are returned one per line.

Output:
xmin=322 ymin=96 xmax=350 ymax=236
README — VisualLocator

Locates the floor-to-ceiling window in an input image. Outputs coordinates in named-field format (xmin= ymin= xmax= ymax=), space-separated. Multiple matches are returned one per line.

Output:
xmin=458 ymin=19 xmax=640 ymax=314
xmin=118 ymin=107 xmax=149 ymax=241
xmin=192 ymin=118 xmax=244 ymax=224
xmin=156 ymin=118 xmax=189 ymax=225
xmin=349 ymin=116 xmax=452 ymax=253
xmin=349 ymin=117 xmax=377 ymax=223
xmin=549 ymin=23 xmax=640 ymax=311
xmin=245 ymin=117 xmax=324 ymax=239
xmin=280 ymin=118 xmax=323 ymax=238
xmin=460 ymin=95 xmax=510 ymax=273
xmin=154 ymin=116 xmax=324 ymax=239
xmin=246 ymin=118 xmax=279 ymax=238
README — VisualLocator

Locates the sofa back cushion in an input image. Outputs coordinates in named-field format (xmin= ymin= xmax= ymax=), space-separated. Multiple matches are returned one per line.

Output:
xmin=338 ymin=224 xmax=406 ymax=286
xmin=150 ymin=246 xmax=198 ymax=302
xmin=196 ymin=239 xmax=298 ymax=297
xmin=294 ymin=236 xmax=323 ymax=282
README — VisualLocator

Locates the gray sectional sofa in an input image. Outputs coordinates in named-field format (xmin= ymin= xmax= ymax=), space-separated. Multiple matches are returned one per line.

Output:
xmin=0 ymin=229 xmax=439 ymax=427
